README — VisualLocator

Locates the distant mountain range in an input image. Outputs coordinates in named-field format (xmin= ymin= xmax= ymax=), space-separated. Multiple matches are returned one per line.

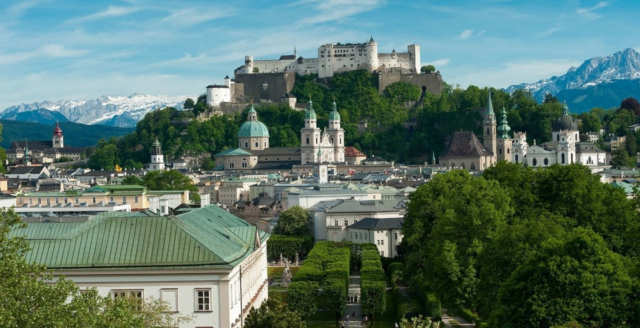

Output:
xmin=0 ymin=94 xmax=196 ymax=128
xmin=505 ymin=48 xmax=640 ymax=113
xmin=0 ymin=120 xmax=133 ymax=149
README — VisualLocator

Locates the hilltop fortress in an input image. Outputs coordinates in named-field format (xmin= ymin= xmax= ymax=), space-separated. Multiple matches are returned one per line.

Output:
xmin=205 ymin=38 xmax=442 ymax=110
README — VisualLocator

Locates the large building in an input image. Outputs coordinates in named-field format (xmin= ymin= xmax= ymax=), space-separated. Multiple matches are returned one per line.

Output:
xmin=440 ymin=91 xmax=607 ymax=170
xmin=238 ymin=37 xmax=420 ymax=78
xmin=214 ymin=102 xmax=345 ymax=171
xmin=11 ymin=205 xmax=269 ymax=328
xmin=6 ymin=122 xmax=87 ymax=164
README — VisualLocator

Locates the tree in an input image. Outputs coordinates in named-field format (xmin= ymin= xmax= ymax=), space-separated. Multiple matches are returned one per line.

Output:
xmin=402 ymin=170 xmax=512 ymax=310
xmin=0 ymin=208 xmax=193 ymax=327
xmin=200 ymin=158 xmax=215 ymax=170
xmin=611 ymin=148 xmax=630 ymax=168
xmin=245 ymin=298 xmax=306 ymax=328
xmin=273 ymin=206 xmax=310 ymax=236
xmin=141 ymin=170 xmax=200 ymax=202
xmin=121 ymin=175 xmax=144 ymax=185
xmin=183 ymin=98 xmax=195 ymax=109
xmin=421 ymin=65 xmax=436 ymax=74
xmin=620 ymin=97 xmax=640 ymax=117
xmin=489 ymin=228 xmax=632 ymax=328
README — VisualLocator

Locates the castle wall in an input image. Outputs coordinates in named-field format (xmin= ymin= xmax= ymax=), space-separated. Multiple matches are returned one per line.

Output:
xmin=234 ymin=73 xmax=296 ymax=103
xmin=252 ymin=59 xmax=297 ymax=74
xmin=378 ymin=72 xmax=443 ymax=95
xmin=206 ymin=86 xmax=231 ymax=108
xmin=378 ymin=53 xmax=414 ymax=72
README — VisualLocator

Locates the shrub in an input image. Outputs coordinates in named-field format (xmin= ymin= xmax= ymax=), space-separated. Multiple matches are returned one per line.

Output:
xmin=288 ymin=281 xmax=319 ymax=319
xmin=267 ymin=235 xmax=313 ymax=259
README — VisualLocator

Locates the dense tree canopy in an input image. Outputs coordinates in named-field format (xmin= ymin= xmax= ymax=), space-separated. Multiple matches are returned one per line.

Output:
xmin=273 ymin=206 xmax=310 ymax=236
xmin=245 ymin=298 xmax=306 ymax=328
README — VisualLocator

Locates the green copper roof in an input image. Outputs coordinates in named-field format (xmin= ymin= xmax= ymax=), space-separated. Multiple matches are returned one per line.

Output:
xmin=497 ymin=106 xmax=511 ymax=139
xmin=239 ymin=105 xmax=269 ymax=138
xmin=562 ymin=101 xmax=570 ymax=116
xmin=12 ymin=205 xmax=269 ymax=270
xmin=485 ymin=90 xmax=495 ymax=116
xmin=215 ymin=148 xmax=253 ymax=157
xmin=329 ymin=100 xmax=340 ymax=121
xmin=152 ymin=138 xmax=161 ymax=147
xmin=306 ymin=99 xmax=317 ymax=120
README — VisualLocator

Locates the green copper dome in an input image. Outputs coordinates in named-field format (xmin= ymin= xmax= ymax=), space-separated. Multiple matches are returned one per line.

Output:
xmin=152 ymin=137 xmax=161 ymax=147
xmin=329 ymin=100 xmax=341 ymax=121
xmin=306 ymin=99 xmax=317 ymax=120
xmin=238 ymin=105 xmax=269 ymax=138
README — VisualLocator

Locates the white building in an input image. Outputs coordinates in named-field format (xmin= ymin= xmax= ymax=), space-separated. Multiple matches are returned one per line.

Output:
xmin=286 ymin=184 xmax=368 ymax=209
xmin=349 ymin=217 xmax=404 ymax=258
xmin=149 ymin=138 xmax=165 ymax=171
xmin=12 ymin=205 xmax=269 ymax=328
xmin=241 ymin=38 xmax=420 ymax=78
xmin=308 ymin=199 xmax=406 ymax=252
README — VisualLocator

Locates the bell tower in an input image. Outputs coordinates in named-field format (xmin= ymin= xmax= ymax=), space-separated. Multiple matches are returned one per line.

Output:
xmin=52 ymin=121 xmax=64 ymax=148
xmin=483 ymin=90 xmax=497 ymax=162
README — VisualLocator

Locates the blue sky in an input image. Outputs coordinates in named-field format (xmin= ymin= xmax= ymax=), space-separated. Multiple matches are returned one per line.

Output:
xmin=1 ymin=0 xmax=639 ymax=109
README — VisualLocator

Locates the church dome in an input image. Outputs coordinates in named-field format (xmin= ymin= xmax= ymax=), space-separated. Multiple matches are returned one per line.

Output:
xmin=329 ymin=100 xmax=340 ymax=121
xmin=306 ymin=99 xmax=317 ymax=119
xmin=552 ymin=115 xmax=579 ymax=131
xmin=53 ymin=122 xmax=63 ymax=137
xmin=238 ymin=121 xmax=269 ymax=138
xmin=238 ymin=105 xmax=270 ymax=138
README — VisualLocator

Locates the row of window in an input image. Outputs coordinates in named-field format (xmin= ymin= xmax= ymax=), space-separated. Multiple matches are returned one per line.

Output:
xmin=24 ymin=196 xmax=139 ymax=205
xmin=335 ymin=219 xmax=358 ymax=227
xmin=107 ymin=288 xmax=211 ymax=312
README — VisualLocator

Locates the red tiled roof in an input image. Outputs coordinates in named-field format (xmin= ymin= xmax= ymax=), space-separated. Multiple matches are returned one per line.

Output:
xmin=345 ymin=146 xmax=365 ymax=157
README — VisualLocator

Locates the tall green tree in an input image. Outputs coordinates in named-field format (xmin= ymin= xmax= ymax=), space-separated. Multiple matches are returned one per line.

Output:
xmin=141 ymin=170 xmax=200 ymax=202
xmin=273 ymin=206 xmax=310 ymax=236
xmin=402 ymin=170 xmax=512 ymax=309
xmin=490 ymin=228 xmax=632 ymax=328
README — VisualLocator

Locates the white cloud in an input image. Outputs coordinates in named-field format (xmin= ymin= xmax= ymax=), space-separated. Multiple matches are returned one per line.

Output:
xmin=425 ymin=58 xmax=450 ymax=68
xmin=577 ymin=1 xmax=609 ymax=19
xmin=161 ymin=7 xmax=234 ymax=26
xmin=297 ymin=0 xmax=385 ymax=24
xmin=0 ymin=44 xmax=86 ymax=65
xmin=537 ymin=27 xmax=560 ymax=39
xmin=458 ymin=29 xmax=474 ymax=40
xmin=66 ymin=6 xmax=141 ymax=24
xmin=40 ymin=44 xmax=88 ymax=58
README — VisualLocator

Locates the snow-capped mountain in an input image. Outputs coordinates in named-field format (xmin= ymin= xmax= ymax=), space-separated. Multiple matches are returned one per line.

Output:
xmin=505 ymin=48 xmax=640 ymax=99
xmin=0 ymin=94 xmax=196 ymax=127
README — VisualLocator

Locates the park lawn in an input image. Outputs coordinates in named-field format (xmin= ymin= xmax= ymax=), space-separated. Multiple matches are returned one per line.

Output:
xmin=306 ymin=310 xmax=338 ymax=328
xmin=372 ymin=290 xmax=397 ymax=328
xmin=268 ymin=266 xmax=301 ymax=279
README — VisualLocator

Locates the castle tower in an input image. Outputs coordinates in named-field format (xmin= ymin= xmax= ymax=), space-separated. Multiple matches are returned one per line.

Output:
xmin=496 ymin=106 xmax=512 ymax=162
xmin=300 ymin=99 xmax=321 ymax=164
xmin=483 ymin=90 xmax=497 ymax=163
xmin=407 ymin=44 xmax=421 ymax=73
xmin=327 ymin=99 xmax=345 ymax=163
xmin=244 ymin=55 xmax=254 ymax=74
xmin=52 ymin=121 xmax=64 ymax=148
xmin=238 ymin=105 xmax=270 ymax=150
xmin=367 ymin=36 xmax=379 ymax=72
xmin=149 ymin=138 xmax=165 ymax=171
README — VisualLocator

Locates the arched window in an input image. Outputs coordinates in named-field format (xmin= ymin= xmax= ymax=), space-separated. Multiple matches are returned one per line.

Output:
xmin=588 ymin=156 xmax=592 ymax=164
xmin=255 ymin=142 xmax=258 ymax=148
xmin=306 ymin=137 xmax=310 ymax=144
xmin=486 ymin=128 xmax=490 ymax=135
xmin=461 ymin=163 xmax=465 ymax=169
xmin=244 ymin=142 xmax=248 ymax=148
xmin=561 ymin=153 xmax=565 ymax=164
xmin=533 ymin=158 xmax=537 ymax=166
xmin=470 ymin=162 xmax=476 ymax=170
xmin=557 ymin=134 xmax=559 ymax=141
xmin=571 ymin=153 xmax=574 ymax=163
xmin=515 ymin=154 xmax=519 ymax=163
xmin=242 ymin=162 xmax=247 ymax=168
xmin=229 ymin=162 xmax=235 ymax=168
xmin=507 ymin=148 xmax=510 ymax=154
xmin=330 ymin=138 xmax=334 ymax=144
xmin=264 ymin=142 xmax=267 ymax=147
xmin=544 ymin=158 xmax=548 ymax=165
xmin=451 ymin=163 xmax=455 ymax=169
xmin=499 ymin=148 xmax=502 ymax=154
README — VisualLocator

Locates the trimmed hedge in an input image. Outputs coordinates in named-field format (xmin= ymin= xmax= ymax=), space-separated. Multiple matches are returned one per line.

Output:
xmin=267 ymin=235 xmax=314 ymax=260
xmin=360 ymin=245 xmax=387 ymax=322
xmin=288 ymin=281 xmax=319 ymax=319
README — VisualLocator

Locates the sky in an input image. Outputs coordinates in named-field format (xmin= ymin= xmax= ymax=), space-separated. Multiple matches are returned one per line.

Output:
xmin=1 ymin=0 xmax=639 ymax=109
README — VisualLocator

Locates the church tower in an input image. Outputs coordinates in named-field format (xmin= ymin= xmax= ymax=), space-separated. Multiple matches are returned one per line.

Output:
xmin=327 ymin=99 xmax=345 ymax=163
xmin=24 ymin=139 xmax=31 ymax=166
xmin=149 ymin=138 xmax=165 ymax=171
xmin=300 ymin=100 xmax=321 ymax=164
xmin=483 ymin=90 xmax=497 ymax=163
xmin=52 ymin=121 xmax=64 ymax=148
xmin=496 ymin=106 xmax=512 ymax=162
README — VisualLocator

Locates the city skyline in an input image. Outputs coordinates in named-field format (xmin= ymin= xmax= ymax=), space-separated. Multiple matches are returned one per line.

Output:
xmin=1 ymin=0 xmax=638 ymax=109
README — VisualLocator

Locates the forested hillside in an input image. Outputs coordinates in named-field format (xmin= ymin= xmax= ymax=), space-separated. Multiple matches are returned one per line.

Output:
xmin=87 ymin=70 xmax=640 ymax=169
xmin=0 ymin=120 xmax=133 ymax=149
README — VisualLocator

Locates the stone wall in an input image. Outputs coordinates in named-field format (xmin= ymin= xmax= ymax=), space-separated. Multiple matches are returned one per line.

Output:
xmin=234 ymin=72 xmax=296 ymax=103
xmin=378 ymin=72 xmax=443 ymax=95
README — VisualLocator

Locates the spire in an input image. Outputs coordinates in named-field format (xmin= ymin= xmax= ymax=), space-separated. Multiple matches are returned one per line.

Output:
xmin=562 ymin=101 xmax=570 ymax=116
xmin=369 ymin=35 xmax=374 ymax=43
xmin=306 ymin=97 xmax=317 ymax=120
xmin=329 ymin=97 xmax=341 ymax=121
xmin=485 ymin=90 xmax=495 ymax=116
xmin=497 ymin=106 xmax=511 ymax=139
xmin=431 ymin=151 xmax=436 ymax=165
xmin=248 ymin=103 xmax=257 ymax=121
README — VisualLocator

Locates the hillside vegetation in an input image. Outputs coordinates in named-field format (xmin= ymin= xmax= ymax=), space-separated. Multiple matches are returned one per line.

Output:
xmin=87 ymin=70 xmax=638 ymax=169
